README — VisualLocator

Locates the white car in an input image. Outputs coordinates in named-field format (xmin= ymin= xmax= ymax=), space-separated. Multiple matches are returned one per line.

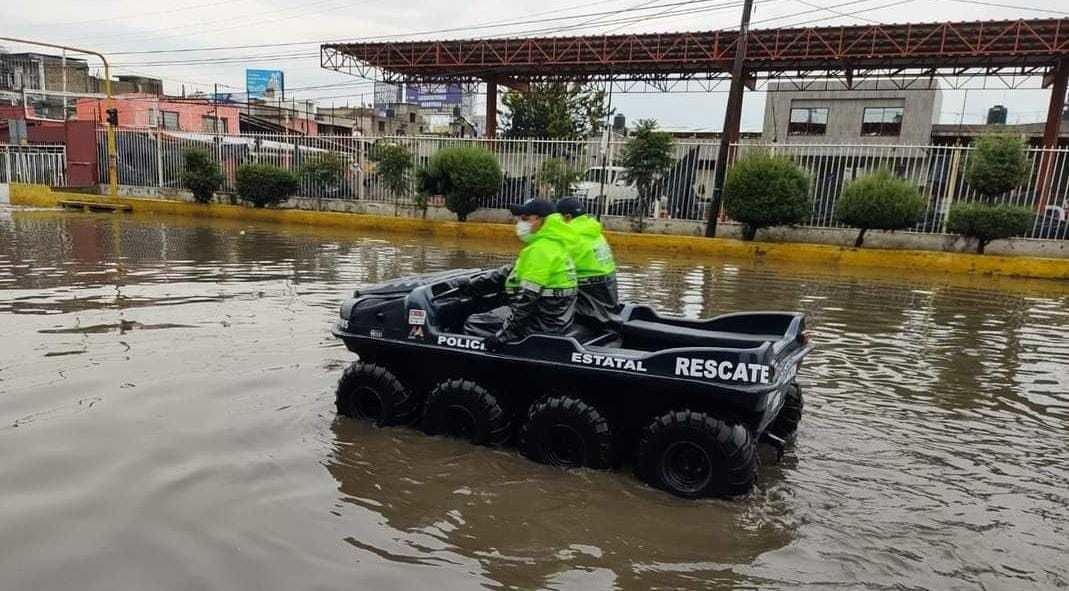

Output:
xmin=572 ymin=166 xmax=639 ymax=209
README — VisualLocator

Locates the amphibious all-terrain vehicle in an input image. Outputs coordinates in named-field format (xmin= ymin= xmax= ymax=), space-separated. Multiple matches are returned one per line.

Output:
xmin=332 ymin=268 xmax=812 ymax=498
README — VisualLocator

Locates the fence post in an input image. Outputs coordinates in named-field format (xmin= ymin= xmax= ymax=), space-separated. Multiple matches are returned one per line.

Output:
xmin=941 ymin=148 xmax=963 ymax=233
xmin=3 ymin=147 xmax=10 ymax=184
xmin=155 ymin=128 xmax=164 ymax=189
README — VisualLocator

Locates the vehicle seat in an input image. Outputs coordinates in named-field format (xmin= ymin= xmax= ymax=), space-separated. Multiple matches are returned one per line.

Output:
xmin=619 ymin=319 xmax=780 ymax=349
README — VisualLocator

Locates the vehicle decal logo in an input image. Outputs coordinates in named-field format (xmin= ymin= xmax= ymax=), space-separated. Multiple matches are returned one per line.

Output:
xmin=409 ymin=326 xmax=424 ymax=339
xmin=369 ymin=329 xmax=383 ymax=338
xmin=570 ymin=352 xmax=647 ymax=372
xmin=408 ymin=309 xmax=427 ymax=325
xmin=674 ymin=357 xmax=770 ymax=384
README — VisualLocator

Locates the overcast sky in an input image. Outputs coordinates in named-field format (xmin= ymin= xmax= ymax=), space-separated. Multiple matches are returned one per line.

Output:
xmin=2 ymin=0 xmax=1066 ymax=130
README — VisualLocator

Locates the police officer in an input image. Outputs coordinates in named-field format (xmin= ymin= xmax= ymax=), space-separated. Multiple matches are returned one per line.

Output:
xmin=555 ymin=197 xmax=619 ymax=324
xmin=462 ymin=199 xmax=578 ymax=348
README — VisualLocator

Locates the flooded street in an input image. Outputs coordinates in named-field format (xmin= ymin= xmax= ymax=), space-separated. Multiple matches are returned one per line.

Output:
xmin=1 ymin=207 xmax=1067 ymax=590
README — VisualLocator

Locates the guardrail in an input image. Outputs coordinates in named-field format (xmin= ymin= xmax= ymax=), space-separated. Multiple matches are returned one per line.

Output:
xmin=95 ymin=128 xmax=1069 ymax=240
xmin=0 ymin=144 xmax=67 ymax=186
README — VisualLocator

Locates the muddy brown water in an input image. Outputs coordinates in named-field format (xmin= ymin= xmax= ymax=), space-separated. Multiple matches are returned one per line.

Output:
xmin=1 ymin=207 xmax=1067 ymax=591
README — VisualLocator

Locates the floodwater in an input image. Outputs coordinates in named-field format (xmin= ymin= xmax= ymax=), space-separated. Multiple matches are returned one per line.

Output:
xmin=1 ymin=207 xmax=1067 ymax=591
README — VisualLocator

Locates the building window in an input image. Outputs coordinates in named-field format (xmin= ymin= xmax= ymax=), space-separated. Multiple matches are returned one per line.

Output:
xmin=202 ymin=115 xmax=227 ymax=134
xmin=161 ymin=111 xmax=180 ymax=130
xmin=788 ymin=107 xmax=829 ymax=136
xmin=862 ymin=107 xmax=903 ymax=136
xmin=377 ymin=120 xmax=386 ymax=133
xmin=408 ymin=112 xmax=416 ymax=123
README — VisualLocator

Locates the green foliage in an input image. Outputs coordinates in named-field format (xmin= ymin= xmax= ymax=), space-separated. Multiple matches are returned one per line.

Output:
xmin=538 ymin=158 xmax=581 ymax=199
xmin=835 ymin=170 xmax=926 ymax=247
xmin=502 ymin=82 xmax=610 ymax=139
xmin=965 ymin=134 xmax=1030 ymax=200
xmin=946 ymin=202 xmax=1033 ymax=254
xmin=723 ymin=152 xmax=810 ymax=240
xmin=415 ymin=147 xmax=502 ymax=221
xmin=181 ymin=148 xmax=224 ymax=204
xmin=299 ymin=152 xmax=346 ymax=190
xmin=369 ymin=142 xmax=414 ymax=197
xmin=618 ymin=120 xmax=674 ymax=230
xmin=235 ymin=163 xmax=300 ymax=208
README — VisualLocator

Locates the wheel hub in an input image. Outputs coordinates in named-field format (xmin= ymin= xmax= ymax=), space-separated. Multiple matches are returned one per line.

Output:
xmin=661 ymin=440 xmax=713 ymax=494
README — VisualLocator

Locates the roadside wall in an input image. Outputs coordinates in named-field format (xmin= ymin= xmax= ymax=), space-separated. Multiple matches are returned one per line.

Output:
xmin=13 ymin=184 xmax=1069 ymax=281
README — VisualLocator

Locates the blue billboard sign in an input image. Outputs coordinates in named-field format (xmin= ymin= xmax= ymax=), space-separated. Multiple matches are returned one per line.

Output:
xmin=246 ymin=69 xmax=285 ymax=100
xmin=406 ymin=84 xmax=463 ymax=111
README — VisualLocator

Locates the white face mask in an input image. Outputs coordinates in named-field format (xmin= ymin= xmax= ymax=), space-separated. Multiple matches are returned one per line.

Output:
xmin=515 ymin=220 xmax=534 ymax=242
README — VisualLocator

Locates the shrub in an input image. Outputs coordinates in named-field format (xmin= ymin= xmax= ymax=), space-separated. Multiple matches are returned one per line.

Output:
xmin=181 ymin=148 xmax=224 ymax=204
xmin=235 ymin=163 xmax=300 ymax=208
xmin=415 ymin=147 xmax=502 ymax=221
xmin=965 ymin=134 xmax=1030 ymax=200
xmin=947 ymin=202 xmax=1033 ymax=254
xmin=538 ymin=158 xmax=581 ymax=199
xmin=723 ymin=153 xmax=810 ymax=240
xmin=835 ymin=170 xmax=926 ymax=247
xmin=299 ymin=152 xmax=346 ymax=191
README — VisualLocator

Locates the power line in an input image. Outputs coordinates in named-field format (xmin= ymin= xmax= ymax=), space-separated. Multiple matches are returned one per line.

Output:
xmin=938 ymin=0 xmax=1067 ymax=16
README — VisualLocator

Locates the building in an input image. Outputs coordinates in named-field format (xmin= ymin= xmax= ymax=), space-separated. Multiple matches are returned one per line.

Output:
xmin=74 ymin=95 xmax=240 ymax=133
xmin=761 ymin=79 xmax=942 ymax=145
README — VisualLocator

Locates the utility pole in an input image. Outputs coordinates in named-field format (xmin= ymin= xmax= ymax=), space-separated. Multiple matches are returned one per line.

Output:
xmin=705 ymin=0 xmax=754 ymax=238
xmin=0 ymin=37 xmax=117 ymax=196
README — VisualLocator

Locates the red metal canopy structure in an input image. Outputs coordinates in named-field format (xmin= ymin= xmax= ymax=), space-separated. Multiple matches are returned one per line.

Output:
xmin=323 ymin=18 xmax=1069 ymax=142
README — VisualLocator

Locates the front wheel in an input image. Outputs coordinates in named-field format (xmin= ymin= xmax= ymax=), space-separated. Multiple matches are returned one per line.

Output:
xmin=335 ymin=362 xmax=416 ymax=426
xmin=635 ymin=410 xmax=757 ymax=498
xmin=520 ymin=395 xmax=614 ymax=469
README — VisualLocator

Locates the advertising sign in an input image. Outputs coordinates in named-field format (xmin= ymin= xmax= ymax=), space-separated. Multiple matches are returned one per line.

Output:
xmin=405 ymin=83 xmax=463 ymax=112
xmin=246 ymin=69 xmax=284 ymax=100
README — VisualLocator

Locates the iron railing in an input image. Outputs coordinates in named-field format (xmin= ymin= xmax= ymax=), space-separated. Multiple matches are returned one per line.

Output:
xmin=0 ymin=144 xmax=67 ymax=186
xmin=94 ymin=128 xmax=1069 ymax=240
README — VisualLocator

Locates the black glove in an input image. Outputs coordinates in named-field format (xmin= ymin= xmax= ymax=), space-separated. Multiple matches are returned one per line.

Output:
xmin=454 ymin=276 xmax=473 ymax=295
xmin=483 ymin=332 xmax=503 ymax=352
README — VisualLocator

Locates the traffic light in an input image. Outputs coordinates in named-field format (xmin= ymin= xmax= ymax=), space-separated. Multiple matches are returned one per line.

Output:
xmin=105 ymin=108 xmax=119 ymax=126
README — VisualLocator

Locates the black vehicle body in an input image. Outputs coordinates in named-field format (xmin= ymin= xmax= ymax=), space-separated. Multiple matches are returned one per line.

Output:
xmin=331 ymin=268 xmax=813 ymax=497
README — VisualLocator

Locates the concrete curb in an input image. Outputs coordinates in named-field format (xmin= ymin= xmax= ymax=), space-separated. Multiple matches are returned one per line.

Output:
xmin=12 ymin=184 xmax=1069 ymax=281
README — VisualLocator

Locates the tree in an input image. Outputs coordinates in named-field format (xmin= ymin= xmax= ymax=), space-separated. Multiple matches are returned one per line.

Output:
xmin=235 ymin=164 xmax=300 ymax=208
xmin=835 ymin=170 xmax=926 ymax=247
xmin=369 ymin=142 xmax=415 ymax=213
xmin=965 ymin=134 xmax=1030 ymax=200
xmin=947 ymin=202 xmax=1033 ymax=254
xmin=950 ymin=134 xmax=1033 ymax=254
xmin=538 ymin=158 xmax=581 ymax=200
xmin=181 ymin=148 xmax=224 ymax=204
xmin=618 ymin=120 xmax=674 ymax=231
xmin=415 ymin=147 xmax=502 ymax=221
xmin=502 ymin=82 xmax=610 ymax=139
xmin=723 ymin=153 xmax=810 ymax=240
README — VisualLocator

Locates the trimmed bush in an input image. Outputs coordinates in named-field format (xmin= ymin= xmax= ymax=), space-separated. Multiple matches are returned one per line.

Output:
xmin=235 ymin=163 xmax=300 ymax=208
xmin=181 ymin=148 xmax=224 ymax=204
xmin=835 ymin=170 xmax=926 ymax=247
xmin=965 ymin=134 xmax=1030 ymax=200
xmin=946 ymin=202 xmax=1033 ymax=254
xmin=723 ymin=153 xmax=810 ymax=240
xmin=415 ymin=147 xmax=502 ymax=221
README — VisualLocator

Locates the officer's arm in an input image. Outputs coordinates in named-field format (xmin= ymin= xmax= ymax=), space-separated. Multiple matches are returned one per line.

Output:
xmin=465 ymin=264 xmax=512 ymax=296
xmin=497 ymin=250 xmax=551 ymax=342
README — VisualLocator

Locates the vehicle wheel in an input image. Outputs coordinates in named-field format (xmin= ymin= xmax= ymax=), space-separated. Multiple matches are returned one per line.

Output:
xmin=519 ymin=396 xmax=614 ymax=469
xmin=421 ymin=379 xmax=510 ymax=446
xmin=768 ymin=383 xmax=803 ymax=442
xmin=635 ymin=410 xmax=757 ymax=498
xmin=335 ymin=362 xmax=416 ymax=426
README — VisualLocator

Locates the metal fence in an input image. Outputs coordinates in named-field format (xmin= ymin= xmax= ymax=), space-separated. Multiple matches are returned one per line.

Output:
xmin=0 ymin=144 xmax=67 ymax=186
xmin=96 ymin=128 xmax=1069 ymax=240
xmin=732 ymin=143 xmax=1069 ymax=240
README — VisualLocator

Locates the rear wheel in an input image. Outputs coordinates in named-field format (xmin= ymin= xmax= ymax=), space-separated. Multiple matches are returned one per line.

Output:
xmin=335 ymin=362 xmax=416 ymax=426
xmin=520 ymin=396 xmax=614 ymax=469
xmin=636 ymin=410 xmax=757 ymax=498
xmin=768 ymin=383 xmax=803 ymax=442
xmin=421 ymin=379 xmax=510 ymax=446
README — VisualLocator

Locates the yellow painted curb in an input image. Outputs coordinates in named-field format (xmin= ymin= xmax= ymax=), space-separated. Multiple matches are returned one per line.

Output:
xmin=12 ymin=184 xmax=1069 ymax=280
